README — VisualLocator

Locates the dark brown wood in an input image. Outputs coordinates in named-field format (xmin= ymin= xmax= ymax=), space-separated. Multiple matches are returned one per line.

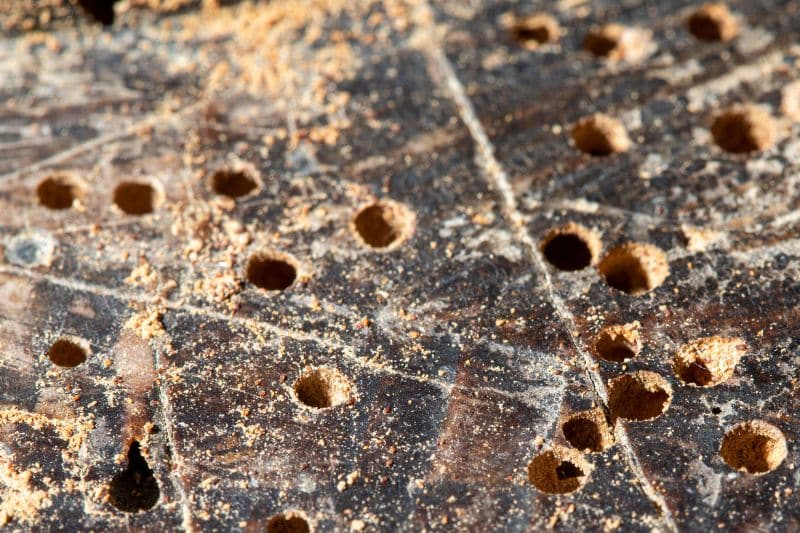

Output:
xmin=0 ymin=0 xmax=798 ymax=531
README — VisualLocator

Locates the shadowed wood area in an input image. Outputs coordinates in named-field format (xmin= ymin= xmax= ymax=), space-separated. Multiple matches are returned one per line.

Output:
xmin=0 ymin=0 xmax=798 ymax=531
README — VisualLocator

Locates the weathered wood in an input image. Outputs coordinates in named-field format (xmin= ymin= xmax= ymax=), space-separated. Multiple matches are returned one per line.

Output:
xmin=0 ymin=0 xmax=798 ymax=531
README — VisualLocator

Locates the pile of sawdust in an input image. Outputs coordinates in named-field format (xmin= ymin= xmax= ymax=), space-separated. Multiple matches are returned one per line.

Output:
xmin=593 ymin=321 xmax=641 ymax=363
xmin=528 ymin=446 xmax=592 ymax=494
xmin=674 ymin=336 xmax=746 ymax=386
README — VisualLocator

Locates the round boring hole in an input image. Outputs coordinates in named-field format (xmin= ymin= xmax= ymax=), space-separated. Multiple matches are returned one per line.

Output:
xmin=541 ymin=223 xmax=600 ymax=271
xmin=687 ymin=3 xmax=737 ymax=41
xmin=711 ymin=105 xmax=776 ymax=154
xmin=608 ymin=371 xmax=672 ymax=422
xmin=593 ymin=322 xmax=641 ymax=363
xmin=113 ymin=181 xmax=162 ymax=215
xmin=527 ymin=446 xmax=591 ymax=494
xmin=583 ymin=24 xmax=625 ymax=58
xmin=720 ymin=420 xmax=787 ymax=474
xmin=47 ymin=337 xmax=88 ymax=367
xmin=582 ymin=24 xmax=650 ymax=62
xmin=674 ymin=336 xmax=746 ymax=387
xmin=598 ymin=242 xmax=669 ymax=296
xmin=210 ymin=167 xmax=259 ymax=199
xmin=510 ymin=13 xmax=560 ymax=49
xmin=36 ymin=174 xmax=84 ymax=210
xmin=571 ymin=114 xmax=631 ymax=156
xmin=266 ymin=512 xmax=311 ymax=533
xmin=246 ymin=252 xmax=298 ymax=292
xmin=293 ymin=366 xmax=352 ymax=409
xmin=562 ymin=408 xmax=614 ymax=453
xmin=352 ymin=200 xmax=415 ymax=250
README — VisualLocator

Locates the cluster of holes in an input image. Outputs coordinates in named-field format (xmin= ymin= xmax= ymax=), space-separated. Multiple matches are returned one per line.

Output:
xmin=45 ymin=2 xmax=786 ymax=510
xmin=47 ymin=337 xmax=88 ymax=367
xmin=37 ymin=175 xmax=164 ymax=216
xmin=506 ymin=7 xmax=779 ymax=158
xmin=511 ymin=5 xmax=738 ymax=54
xmin=534 ymin=229 xmax=673 ymax=492
xmin=540 ymin=224 xmax=669 ymax=296
xmin=293 ymin=367 xmax=353 ymax=409
xmin=266 ymin=512 xmax=311 ymax=533
xmin=108 ymin=441 xmax=159 ymax=513
xmin=242 ymin=199 xmax=414 ymax=294
xmin=509 ymin=6 xmax=744 ymax=59
xmin=569 ymin=102 xmax=777 ymax=157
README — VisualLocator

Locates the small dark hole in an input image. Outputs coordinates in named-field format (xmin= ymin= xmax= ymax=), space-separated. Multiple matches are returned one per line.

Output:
xmin=593 ymin=330 xmax=639 ymax=363
xmin=108 ymin=441 xmax=159 ymax=513
xmin=583 ymin=33 xmax=619 ymax=57
xmin=296 ymin=384 xmax=329 ymax=408
xmin=513 ymin=26 xmax=552 ymax=44
xmin=562 ymin=418 xmax=602 ymax=452
xmin=555 ymin=461 xmax=583 ymax=481
xmin=543 ymin=234 xmax=592 ymax=271
xmin=295 ymin=373 xmax=331 ymax=409
xmin=266 ymin=514 xmax=310 ymax=533
xmin=47 ymin=338 xmax=87 ymax=367
xmin=247 ymin=255 xmax=297 ymax=291
xmin=211 ymin=169 xmax=258 ymax=198
xmin=114 ymin=182 xmax=158 ymax=215
xmin=603 ymin=346 xmax=635 ymax=362
xmin=711 ymin=406 xmax=722 ymax=415
xmin=77 ymin=0 xmax=118 ymax=25
xmin=37 ymin=176 xmax=81 ymax=210
xmin=680 ymin=361 xmax=714 ymax=386
xmin=603 ymin=259 xmax=649 ymax=294
xmin=293 ymin=367 xmax=351 ymax=409
xmin=510 ymin=15 xmax=559 ymax=47
xmin=711 ymin=108 xmax=775 ymax=154
xmin=687 ymin=5 xmax=737 ymax=42
xmin=354 ymin=205 xmax=398 ymax=248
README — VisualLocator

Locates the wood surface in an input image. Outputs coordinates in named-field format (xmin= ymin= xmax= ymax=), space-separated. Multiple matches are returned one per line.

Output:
xmin=0 ymin=0 xmax=798 ymax=531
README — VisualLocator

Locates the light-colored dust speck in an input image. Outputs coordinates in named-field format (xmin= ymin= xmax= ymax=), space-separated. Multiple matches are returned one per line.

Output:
xmin=682 ymin=225 xmax=724 ymax=252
